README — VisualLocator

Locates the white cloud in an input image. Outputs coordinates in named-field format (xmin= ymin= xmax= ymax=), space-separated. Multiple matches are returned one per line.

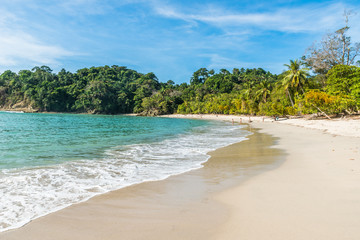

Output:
xmin=153 ymin=2 xmax=348 ymax=34
xmin=0 ymin=31 xmax=73 ymax=66
xmin=0 ymin=8 xmax=74 ymax=68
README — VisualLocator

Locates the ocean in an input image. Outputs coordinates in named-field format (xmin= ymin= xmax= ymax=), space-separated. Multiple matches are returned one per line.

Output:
xmin=0 ymin=112 xmax=249 ymax=232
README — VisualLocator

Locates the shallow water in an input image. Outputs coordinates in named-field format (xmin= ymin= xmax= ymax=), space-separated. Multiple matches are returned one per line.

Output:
xmin=0 ymin=112 xmax=249 ymax=232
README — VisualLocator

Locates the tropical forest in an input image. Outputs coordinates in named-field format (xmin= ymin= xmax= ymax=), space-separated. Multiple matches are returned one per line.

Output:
xmin=1 ymin=26 xmax=359 ymax=117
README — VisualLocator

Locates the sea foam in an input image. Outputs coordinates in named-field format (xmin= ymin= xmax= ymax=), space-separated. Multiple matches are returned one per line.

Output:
xmin=0 ymin=122 xmax=249 ymax=232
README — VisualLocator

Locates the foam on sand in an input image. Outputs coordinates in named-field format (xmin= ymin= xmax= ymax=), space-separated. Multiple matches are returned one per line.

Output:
xmin=0 ymin=122 xmax=248 ymax=232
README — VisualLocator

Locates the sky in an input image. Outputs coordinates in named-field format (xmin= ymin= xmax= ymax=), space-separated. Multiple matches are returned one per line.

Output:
xmin=0 ymin=0 xmax=359 ymax=83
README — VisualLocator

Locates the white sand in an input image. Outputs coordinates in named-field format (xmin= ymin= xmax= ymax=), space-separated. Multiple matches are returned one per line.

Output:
xmin=275 ymin=118 xmax=360 ymax=137
xmin=161 ymin=114 xmax=360 ymax=138
xmin=215 ymin=121 xmax=360 ymax=239
xmin=162 ymin=114 xmax=360 ymax=239
xmin=2 ymin=114 xmax=359 ymax=239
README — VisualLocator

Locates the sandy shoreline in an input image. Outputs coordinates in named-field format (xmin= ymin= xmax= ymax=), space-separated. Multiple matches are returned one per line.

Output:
xmin=161 ymin=113 xmax=360 ymax=138
xmin=2 ymin=114 xmax=360 ymax=239
xmin=1 ymin=127 xmax=282 ymax=240
xmin=215 ymin=122 xmax=360 ymax=239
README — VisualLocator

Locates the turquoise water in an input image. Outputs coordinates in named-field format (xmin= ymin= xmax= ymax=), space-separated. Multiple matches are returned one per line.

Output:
xmin=0 ymin=112 xmax=248 ymax=232
xmin=0 ymin=112 xmax=204 ymax=169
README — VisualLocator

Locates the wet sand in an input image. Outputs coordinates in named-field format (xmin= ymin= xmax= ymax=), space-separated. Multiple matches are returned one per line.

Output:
xmin=3 ymin=117 xmax=360 ymax=240
xmin=1 ymin=127 xmax=283 ymax=240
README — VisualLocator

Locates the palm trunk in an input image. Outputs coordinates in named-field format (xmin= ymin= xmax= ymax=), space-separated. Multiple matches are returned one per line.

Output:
xmin=299 ymin=85 xmax=305 ymax=94
xmin=311 ymin=104 xmax=332 ymax=120
xmin=286 ymin=88 xmax=294 ymax=107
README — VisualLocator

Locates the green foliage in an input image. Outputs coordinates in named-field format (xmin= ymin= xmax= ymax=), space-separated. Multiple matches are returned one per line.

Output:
xmin=141 ymin=89 xmax=183 ymax=116
xmin=301 ymin=90 xmax=358 ymax=114
xmin=281 ymin=59 xmax=310 ymax=107
xmin=326 ymin=65 xmax=360 ymax=95
xmin=0 ymin=65 xmax=160 ymax=114
xmin=326 ymin=65 xmax=360 ymax=112
xmin=1 ymin=63 xmax=359 ymax=116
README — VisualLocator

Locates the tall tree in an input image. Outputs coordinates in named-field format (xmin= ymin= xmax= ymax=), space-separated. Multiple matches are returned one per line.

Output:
xmin=282 ymin=59 xmax=309 ymax=107
xmin=255 ymin=79 xmax=272 ymax=103
xmin=190 ymin=68 xmax=214 ymax=85
xmin=303 ymin=12 xmax=360 ymax=74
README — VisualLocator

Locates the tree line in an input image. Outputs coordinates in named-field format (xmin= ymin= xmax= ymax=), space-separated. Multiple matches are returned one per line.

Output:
xmin=0 ymin=65 xmax=162 ymax=114
xmin=0 ymin=25 xmax=359 ymax=117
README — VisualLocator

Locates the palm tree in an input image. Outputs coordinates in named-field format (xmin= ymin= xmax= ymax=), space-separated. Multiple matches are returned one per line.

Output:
xmin=242 ymin=80 xmax=254 ymax=100
xmin=282 ymin=59 xmax=309 ymax=107
xmin=255 ymin=79 xmax=272 ymax=103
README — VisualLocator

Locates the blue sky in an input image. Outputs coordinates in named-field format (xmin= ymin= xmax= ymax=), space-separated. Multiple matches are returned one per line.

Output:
xmin=0 ymin=0 xmax=359 ymax=83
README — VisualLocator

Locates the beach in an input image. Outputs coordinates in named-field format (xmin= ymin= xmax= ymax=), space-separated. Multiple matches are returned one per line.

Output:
xmin=2 ymin=115 xmax=360 ymax=239
xmin=215 ymin=121 xmax=360 ymax=239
